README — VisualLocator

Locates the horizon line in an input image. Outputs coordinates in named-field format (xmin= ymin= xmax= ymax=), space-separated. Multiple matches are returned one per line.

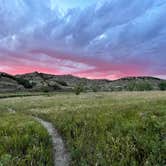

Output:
xmin=0 ymin=71 xmax=165 ymax=81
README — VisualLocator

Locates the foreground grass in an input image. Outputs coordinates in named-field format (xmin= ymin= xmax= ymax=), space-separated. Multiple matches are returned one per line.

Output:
xmin=0 ymin=91 xmax=166 ymax=165
xmin=0 ymin=113 xmax=53 ymax=166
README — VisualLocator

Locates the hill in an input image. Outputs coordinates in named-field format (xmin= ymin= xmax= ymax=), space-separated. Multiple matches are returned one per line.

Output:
xmin=0 ymin=72 xmax=25 ymax=92
xmin=0 ymin=72 xmax=166 ymax=92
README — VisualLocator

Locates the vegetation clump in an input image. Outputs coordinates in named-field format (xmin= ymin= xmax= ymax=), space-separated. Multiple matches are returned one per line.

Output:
xmin=74 ymin=83 xmax=84 ymax=95
xmin=159 ymin=81 xmax=166 ymax=90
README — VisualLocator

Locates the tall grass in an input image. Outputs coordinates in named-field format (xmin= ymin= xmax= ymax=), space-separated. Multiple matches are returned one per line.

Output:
xmin=0 ymin=92 xmax=165 ymax=165
xmin=0 ymin=113 xmax=53 ymax=166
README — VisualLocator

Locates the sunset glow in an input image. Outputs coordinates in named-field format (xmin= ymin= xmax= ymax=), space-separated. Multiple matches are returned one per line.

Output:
xmin=0 ymin=0 xmax=166 ymax=79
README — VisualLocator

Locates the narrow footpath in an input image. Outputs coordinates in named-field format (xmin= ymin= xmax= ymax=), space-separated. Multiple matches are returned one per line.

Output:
xmin=34 ymin=117 xmax=70 ymax=166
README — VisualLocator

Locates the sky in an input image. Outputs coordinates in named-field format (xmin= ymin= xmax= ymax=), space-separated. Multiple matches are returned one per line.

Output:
xmin=0 ymin=0 xmax=166 ymax=80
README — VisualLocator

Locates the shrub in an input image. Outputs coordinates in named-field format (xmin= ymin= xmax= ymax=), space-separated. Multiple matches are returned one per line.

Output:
xmin=159 ymin=82 xmax=166 ymax=90
xmin=74 ymin=83 xmax=84 ymax=95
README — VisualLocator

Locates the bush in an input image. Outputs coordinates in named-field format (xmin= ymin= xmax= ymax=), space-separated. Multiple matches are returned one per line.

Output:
xmin=74 ymin=83 xmax=84 ymax=95
xmin=159 ymin=82 xmax=166 ymax=90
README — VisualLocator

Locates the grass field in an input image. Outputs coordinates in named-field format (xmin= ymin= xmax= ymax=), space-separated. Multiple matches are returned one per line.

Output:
xmin=0 ymin=91 xmax=166 ymax=166
xmin=0 ymin=113 xmax=53 ymax=166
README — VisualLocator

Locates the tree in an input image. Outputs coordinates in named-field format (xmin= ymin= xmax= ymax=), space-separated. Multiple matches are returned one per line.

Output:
xmin=74 ymin=83 xmax=84 ymax=95
xmin=159 ymin=82 xmax=166 ymax=90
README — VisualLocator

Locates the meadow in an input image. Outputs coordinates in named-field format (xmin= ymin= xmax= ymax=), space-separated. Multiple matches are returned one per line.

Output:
xmin=0 ymin=91 xmax=165 ymax=166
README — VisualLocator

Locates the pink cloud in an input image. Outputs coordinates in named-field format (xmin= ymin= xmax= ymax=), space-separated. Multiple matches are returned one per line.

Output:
xmin=0 ymin=48 xmax=153 ymax=79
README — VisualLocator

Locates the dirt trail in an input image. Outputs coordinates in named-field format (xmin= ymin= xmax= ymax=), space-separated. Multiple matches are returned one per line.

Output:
xmin=34 ymin=117 xmax=70 ymax=166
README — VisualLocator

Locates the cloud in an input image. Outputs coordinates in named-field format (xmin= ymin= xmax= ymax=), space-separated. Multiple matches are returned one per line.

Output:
xmin=0 ymin=0 xmax=166 ymax=79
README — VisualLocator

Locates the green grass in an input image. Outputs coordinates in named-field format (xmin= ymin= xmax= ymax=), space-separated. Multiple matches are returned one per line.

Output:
xmin=0 ymin=113 xmax=53 ymax=166
xmin=0 ymin=92 xmax=166 ymax=165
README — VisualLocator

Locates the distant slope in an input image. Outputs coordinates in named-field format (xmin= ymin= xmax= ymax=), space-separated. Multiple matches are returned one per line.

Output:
xmin=0 ymin=72 xmax=25 ymax=92
xmin=16 ymin=72 xmax=72 ymax=92
xmin=16 ymin=72 xmax=112 ymax=91
xmin=110 ymin=76 xmax=164 ymax=91
xmin=16 ymin=72 xmax=166 ymax=91
xmin=0 ymin=72 xmax=166 ymax=92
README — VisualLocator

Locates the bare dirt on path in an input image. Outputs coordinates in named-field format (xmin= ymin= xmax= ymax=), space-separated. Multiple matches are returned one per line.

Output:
xmin=34 ymin=117 xmax=70 ymax=166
